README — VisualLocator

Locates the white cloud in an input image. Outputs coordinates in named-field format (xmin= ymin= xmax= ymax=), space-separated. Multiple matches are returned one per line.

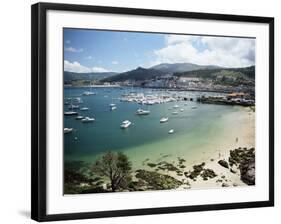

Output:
xmin=64 ymin=60 xmax=91 ymax=73
xmin=112 ymin=60 xmax=119 ymax=65
xmin=152 ymin=34 xmax=255 ymax=68
xmin=64 ymin=60 xmax=110 ymax=73
xmin=92 ymin=67 xmax=109 ymax=72
xmin=165 ymin=35 xmax=196 ymax=45
xmin=65 ymin=47 xmax=83 ymax=53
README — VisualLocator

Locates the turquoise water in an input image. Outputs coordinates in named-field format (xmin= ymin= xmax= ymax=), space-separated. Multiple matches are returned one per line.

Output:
xmin=64 ymin=87 xmax=247 ymax=164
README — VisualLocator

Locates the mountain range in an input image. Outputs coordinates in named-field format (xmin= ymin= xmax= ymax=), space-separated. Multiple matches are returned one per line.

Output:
xmin=150 ymin=63 xmax=221 ymax=73
xmin=64 ymin=62 xmax=255 ymax=83
xmin=64 ymin=71 xmax=117 ymax=82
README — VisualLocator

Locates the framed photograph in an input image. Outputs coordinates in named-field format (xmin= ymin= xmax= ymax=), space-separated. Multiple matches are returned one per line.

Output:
xmin=31 ymin=2 xmax=274 ymax=222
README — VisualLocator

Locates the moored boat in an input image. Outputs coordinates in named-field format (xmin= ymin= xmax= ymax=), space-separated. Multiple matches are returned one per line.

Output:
xmin=160 ymin=117 xmax=169 ymax=123
xmin=82 ymin=91 xmax=96 ymax=96
xmin=64 ymin=111 xmax=78 ymax=116
xmin=81 ymin=117 xmax=95 ymax=122
xmin=80 ymin=107 xmax=89 ymax=111
xmin=68 ymin=104 xmax=79 ymax=109
xmin=136 ymin=108 xmax=150 ymax=115
xmin=120 ymin=120 xmax=131 ymax=128
xmin=64 ymin=128 xmax=73 ymax=134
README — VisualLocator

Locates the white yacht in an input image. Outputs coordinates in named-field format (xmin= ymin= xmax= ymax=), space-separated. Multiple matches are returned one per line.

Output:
xmin=80 ymin=107 xmax=89 ymax=111
xmin=173 ymin=105 xmax=179 ymax=109
xmin=64 ymin=128 xmax=73 ymax=134
xmin=81 ymin=117 xmax=95 ymax=122
xmin=160 ymin=117 xmax=169 ymax=123
xmin=64 ymin=111 xmax=78 ymax=116
xmin=68 ymin=104 xmax=79 ymax=110
xmin=172 ymin=111 xmax=178 ymax=115
xmin=73 ymin=97 xmax=83 ymax=104
xmin=136 ymin=108 xmax=150 ymax=115
xmin=180 ymin=108 xmax=184 ymax=112
xmin=82 ymin=91 xmax=96 ymax=96
xmin=75 ymin=116 xmax=84 ymax=120
xmin=110 ymin=103 xmax=117 ymax=111
xmin=168 ymin=129 xmax=174 ymax=134
xmin=120 ymin=120 xmax=131 ymax=129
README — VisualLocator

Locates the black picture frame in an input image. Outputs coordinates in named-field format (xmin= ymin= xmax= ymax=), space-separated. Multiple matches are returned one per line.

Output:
xmin=31 ymin=2 xmax=274 ymax=222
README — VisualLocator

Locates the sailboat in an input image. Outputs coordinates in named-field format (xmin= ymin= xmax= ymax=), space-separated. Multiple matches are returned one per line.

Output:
xmin=68 ymin=97 xmax=80 ymax=110
xmin=160 ymin=92 xmax=169 ymax=123
xmin=136 ymin=101 xmax=150 ymax=115
xmin=110 ymin=95 xmax=117 ymax=111
xmin=82 ymin=82 xmax=96 ymax=96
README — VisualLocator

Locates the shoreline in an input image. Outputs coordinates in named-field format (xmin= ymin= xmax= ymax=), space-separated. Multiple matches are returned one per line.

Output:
xmin=64 ymin=107 xmax=255 ymax=193
xmin=134 ymin=108 xmax=255 ymax=189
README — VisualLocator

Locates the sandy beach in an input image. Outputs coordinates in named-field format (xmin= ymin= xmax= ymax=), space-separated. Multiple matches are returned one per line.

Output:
xmin=126 ymin=107 xmax=255 ymax=190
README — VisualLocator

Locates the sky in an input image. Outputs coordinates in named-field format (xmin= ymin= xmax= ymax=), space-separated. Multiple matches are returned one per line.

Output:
xmin=64 ymin=28 xmax=255 ymax=73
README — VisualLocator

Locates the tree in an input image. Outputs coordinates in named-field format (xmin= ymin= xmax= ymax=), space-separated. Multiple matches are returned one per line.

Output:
xmin=92 ymin=151 xmax=132 ymax=192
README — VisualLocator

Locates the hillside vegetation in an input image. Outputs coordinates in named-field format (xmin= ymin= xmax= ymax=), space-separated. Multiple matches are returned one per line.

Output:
xmin=174 ymin=66 xmax=255 ymax=80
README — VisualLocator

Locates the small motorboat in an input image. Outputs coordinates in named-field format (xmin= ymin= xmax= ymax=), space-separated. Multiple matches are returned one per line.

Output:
xmin=81 ymin=117 xmax=95 ymax=123
xmin=120 ymin=120 xmax=131 ymax=129
xmin=110 ymin=106 xmax=117 ymax=111
xmin=75 ymin=116 xmax=84 ymax=120
xmin=73 ymin=97 xmax=83 ymax=104
xmin=172 ymin=111 xmax=178 ymax=115
xmin=68 ymin=105 xmax=79 ymax=110
xmin=136 ymin=109 xmax=150 ymax=115
xmin=191 ymin=106 xmax=197 ymax=109
xmin=173 ymin=105 xmax=179 ymax=109
xmin=82 ymin=91 xmax=96 ymax=96
xmin=180 ymin=108 xmax=184 ymax=112
xmin=64 ymin=128 xmax=73 ymax=134
xmin=80 ymin=107 xmax=89 ymax=111
xmin=160 ymin=117 xmax=169 ymax=123
xmin=64 ymin=111 xmax=78 ymax=116
xmin=168 ymin=129 xmax=174 ymax=134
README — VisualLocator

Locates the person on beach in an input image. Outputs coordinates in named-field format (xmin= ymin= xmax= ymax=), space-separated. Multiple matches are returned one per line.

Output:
xmin=236 ymin=137 xmax=238 ymax=143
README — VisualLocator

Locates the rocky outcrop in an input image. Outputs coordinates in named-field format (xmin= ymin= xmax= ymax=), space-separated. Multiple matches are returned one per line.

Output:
xmin=135 ymin=169 xmax=182 ymax=190
xmin=218 ymin=160 xmax=229 ymax=169
xmin=240 ymin=157 xmax=255 ymax=185
xmin=228 ymin=147 xmax=255 ymax=185
xmin=201 ymin=168 xmax=217 ymax=180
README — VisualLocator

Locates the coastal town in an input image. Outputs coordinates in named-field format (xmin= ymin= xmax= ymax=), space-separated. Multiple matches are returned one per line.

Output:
xmin=63 ymin=29 xmax=256 ymax=195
